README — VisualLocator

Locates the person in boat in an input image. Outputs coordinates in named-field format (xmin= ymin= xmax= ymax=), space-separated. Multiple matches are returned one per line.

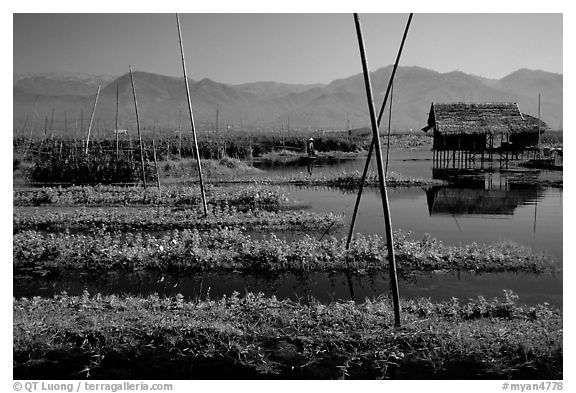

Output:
xmin=307 ymin=138 xmax=316 ymax=157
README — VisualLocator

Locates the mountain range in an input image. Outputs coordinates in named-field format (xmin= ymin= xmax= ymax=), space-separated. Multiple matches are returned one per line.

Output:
xmin=13 ymin=66 xmax=563 ymax=134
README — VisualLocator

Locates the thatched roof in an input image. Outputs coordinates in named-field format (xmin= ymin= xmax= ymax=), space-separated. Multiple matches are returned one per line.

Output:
xmin=422 ymin=102 xmax=548 ymax=135
xmin=521 ymin=113 xmax=549 ymax=132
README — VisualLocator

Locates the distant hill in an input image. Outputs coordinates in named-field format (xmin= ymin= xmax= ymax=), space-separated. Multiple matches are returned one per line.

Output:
xmin=13 ymin=67 xmax=563 ymax=135
xmin=14 ymin=72 xmax=117 ymax=97
xmin=233 ymin=81 xmax=326 ymax=99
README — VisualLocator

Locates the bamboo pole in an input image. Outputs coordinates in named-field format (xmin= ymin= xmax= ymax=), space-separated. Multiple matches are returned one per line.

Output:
xmin=385 ymin=81 xmax=394 ymax=175
xmin=115 ymin=84 xmax=120 ymax=162
xmin=176 ymin=13 xmax=208 ymax=216
xmin=23 ymin=116 xmax=35 ymax=159
xmin=216 ymin=109 xmax=220 ymax=158
xmin=128 ymin=132 xmax=133 ymax=164
xmin=152 ymin=137 xmax=161 ymax=190
xmin=353 ymin=13 xmax=401 ymax=326
xmin=346 ymin=13 xmax=413 ymax=249
xmin=537 ymin=93 xmax=541 ymax=155
xmin=128 ymin=66 xmax=147 ymax=189
xmin=178 ymin=110 xmax=182 ymax=159
xmin=37 ymin=115 xmax=47 ymax=157
xmin=49 ymin=107 xmax=55 ymax=138
xmin=152 ymin=122 xmax=161 ymax=189
xmin=84 ymin=85 xmax=101 ymax=154
xmin=19 ymin=116 xmax=29 ymax=153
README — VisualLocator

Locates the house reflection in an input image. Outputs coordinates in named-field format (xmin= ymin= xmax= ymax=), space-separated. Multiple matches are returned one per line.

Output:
xmin=427 ymin=169 xmax=541 ymax=216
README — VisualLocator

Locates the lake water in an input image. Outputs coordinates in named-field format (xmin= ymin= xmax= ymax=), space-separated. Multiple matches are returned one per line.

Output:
xmin=14 ymin=148 xmax=563 ymax=306
xmin=282 ymin=185 xmax=562 ymax=261
xmin=254 ymin=149 xmax=563 ymax=261
xmin=13 ymin=269 xmax=562 ymax=308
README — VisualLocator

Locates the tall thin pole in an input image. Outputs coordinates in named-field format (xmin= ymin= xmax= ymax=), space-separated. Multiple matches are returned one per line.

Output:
xmin=178 ymin=110 xmax=182 ymax=159
xmin=19 ymin=115 xmax=29 ymax=141
xmin=385 ymin=81 xmax=394 ymax=175
xmin=216 ymin=109 xmax=219 ymax=158
xmin=153 ymin=137 xmax=161 ymax=189
xmin=79 ymin=109 xmax=83 ymax=138
xmin=533 ymin=192 xmax=538 ymax=234
xmin=347 ymin=111 xmax=351 ymax=144
xmin=537 ymin=93 xmax=541 ymax=151
xmin=49 ymin=107 xmax=55 ymax=138
xmin=115 ymin=84 xmax=120 ymax=161
xmin=84 ymin=85 xmax=101 ymax=154
xmin=129 ymin=66 xmax=147 ymax=189
xmin=39 ymin=116 xmax=48 ymax=153
xmin=346 ymin=13 xmax=413 ymax=249
xmin=23 ymin=116 xmax=35 ymax=159
xmin=152 ymin=122 xmax=161 ymax=190
xmin=176 ymin=13 xmax=208 ymax=216
xmin=353 ymin=13 xmax=401 ymax=326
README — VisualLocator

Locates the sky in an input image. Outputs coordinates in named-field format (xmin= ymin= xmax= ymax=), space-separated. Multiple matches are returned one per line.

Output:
xmin=13 ymin=13 xmax=562 ymax=84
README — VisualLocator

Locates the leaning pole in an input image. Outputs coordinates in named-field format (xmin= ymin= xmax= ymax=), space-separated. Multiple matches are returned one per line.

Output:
xmin=353 ymin=13 xmax=401 ymax=327
xmin=129 ymin=66 xmax=147 ymax=189
xmin=346 ymin=13 xmax=413 ymax=250
xmin=176 ymin=13 xmax=208 ymax=216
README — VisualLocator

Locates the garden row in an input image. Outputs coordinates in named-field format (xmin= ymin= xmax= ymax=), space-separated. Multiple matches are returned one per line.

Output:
xmin=14 ymin=228 xmax=557 ymax=275
xmin=14 ymin=184 xmax=287 ymax=208
xmin=14 ymin=173 xmax=441 ymax=208
xmin=13 ymin=207 xmax=342 ymax=233
xmin=13 ymin=291 xmax=562 ymax=379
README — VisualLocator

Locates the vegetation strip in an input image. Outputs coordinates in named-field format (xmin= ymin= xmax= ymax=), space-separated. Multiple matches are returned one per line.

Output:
xmin=13 ymin=185 xmax=286 ymax=208
xmin=13 ymin=207 xmax=342 ymax=233
xmin=13 ymin=291 xmax=562 ymax=379
xmin=13 ymin=229 xmax=557 ymax=275
xmin=190 ymin=171 xmax=443 ymax=188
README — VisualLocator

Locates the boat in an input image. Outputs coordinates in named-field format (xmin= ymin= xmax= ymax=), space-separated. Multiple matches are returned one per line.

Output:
xmin=299 ymin=155 xmax=318 ymax=163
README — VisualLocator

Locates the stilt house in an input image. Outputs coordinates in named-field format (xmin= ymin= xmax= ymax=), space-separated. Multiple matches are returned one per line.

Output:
xmin=422 ymin=102 xmax=547 ymax=152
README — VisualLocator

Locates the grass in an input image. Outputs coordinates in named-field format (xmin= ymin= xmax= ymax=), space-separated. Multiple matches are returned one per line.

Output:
xmin=13 ymin=229 xmax=558 ymax=275
xmin=280 ymin=170 xmax=443 ymax=188
xmin=208 ymin=170 xmax=443 ymax=187
xmin=160 ymin=157 xmax=261 ymax=179
xmin=13 ymin=207 xmax=342 ymax=234
xmin=13 ymin=185 xmax=287 ymax=208
xmin=13 ymin=291 xmax=562 ymax=379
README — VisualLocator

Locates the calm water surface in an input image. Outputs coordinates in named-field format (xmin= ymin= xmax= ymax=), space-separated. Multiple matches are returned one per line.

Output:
xmin=13 ymin=269 xmax=562 ymax=308
xmin=283 ymin=185 xmax=562 ymax=261
xmin=14 ymin=149 xmax=563 ymax=304
xmin=253 ymin=149 xmax=563 ymax=260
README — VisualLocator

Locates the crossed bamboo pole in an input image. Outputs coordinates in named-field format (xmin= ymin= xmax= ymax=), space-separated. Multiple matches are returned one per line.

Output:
xmin=352 ymin=13 xmax=413 ymax=327
xmin=346 ymin=13 xmax=413 ymax=250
